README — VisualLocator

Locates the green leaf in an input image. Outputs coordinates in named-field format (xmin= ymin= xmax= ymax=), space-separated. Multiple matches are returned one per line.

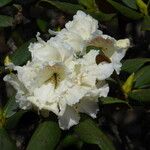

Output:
xmin=10 ymin=38 xmax=36 ymax=66
xmin=5 ymin=111 xmax=26 ymax=129
xmin=122 ymin=0 xmax=138 ymax=10
xmin=78 ymin=0 xmax=98 ymax=11
xmin=3 ymin=96 xmax=18 ymax=118
xmin=141 ymin=15 xmax=150 ymax=31
xmin=0 ymin=15 xmax=13 ymax=27
xmin=27 ymin=121 xmax=61 ymax=150
xmin=0 ymin=128 xmax=17 ymax=150
xmin=129 ymin=89 xmax=150 ymax=102
xmin=40 ymin=0 xmax=85 ymax=14
xmin=136 ymin=0 xmax=148 ymax=15
xmin=37 ymin=19 xmax=48 ymax=32
xmin=134 ymin=65 xmax=150 ymax=88
xmin=74 ymin=119 xmax=116 ymax=150
xmin=121 ymin=58 xmax=150 ymax=73
xmin=107 ymin=0 xmax=143 ymax=20
xmin=100 ymin=97 xmax=129 ymax=105
xmin=0 ymin=0 xmax=12 ymax=7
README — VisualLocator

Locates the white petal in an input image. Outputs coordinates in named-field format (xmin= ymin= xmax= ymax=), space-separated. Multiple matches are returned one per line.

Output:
xmin=77 ymin=99 xmax=99 ymax=118
xmin=58 ymin=106 xmax=80 ymax=130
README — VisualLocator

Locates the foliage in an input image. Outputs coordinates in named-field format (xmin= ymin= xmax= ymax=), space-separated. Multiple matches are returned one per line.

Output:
xmin=0 ymin=0 xmax=149 ymax=150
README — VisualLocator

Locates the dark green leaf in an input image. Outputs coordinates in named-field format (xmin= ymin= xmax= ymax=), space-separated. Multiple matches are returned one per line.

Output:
xmin=78 ymin=0 xmax=98 ymax=11
xmin=129 ymin=89 xmax=150 ymax=102
xmin=0 ymin=128 xmax=17 ymax=150
xmin=10 ymin=38 xmax=36 ymax=66
xmin=37 ymin=19 xmax=48 ymax=32
xmin=74 ymin=119 xmax=115 ymax=150
xmin=40 ymin=0 xmax=84 ymax=14
xmin=3 ymin=96 xmax=18 ymax=118
xmin=122 ymin=0 xmax=138 ymax=10
xmin=141 ymin=15 xmax=150 ymax=31
xmin=134 ymin=65 xmax=150 ymax=88
xmin=100 ymin=97 xmax=129 ymax=105
xmin=0 ymin=0 xmax=12 ymax=7
xmin=121 ymin=58 xmax=150 ymax=73
xmin=0 ymin=15 xmax=13 ymax=27
xmin=107 ymin=0 xmax=143 ymax=20
xmin=5 ymin=111 xmax=26 ymax=129
xmin=27 ymin=121 xmax=61 ymax=150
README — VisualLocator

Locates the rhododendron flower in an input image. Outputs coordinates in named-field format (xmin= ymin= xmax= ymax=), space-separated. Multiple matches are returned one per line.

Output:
xmin=4 ymin=10 xmax=130 ymax=130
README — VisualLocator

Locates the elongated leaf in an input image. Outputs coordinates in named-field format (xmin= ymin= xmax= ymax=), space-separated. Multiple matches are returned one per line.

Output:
xmin=3 ymin=96 xmax=18 ymax=118
xmin=0 ymin=0 xmax=12 ymax=7
xmin=122 ymin=0 xmax=138 ymax=10
xmin=0 ymin=15 xmax=13 ymax=27
xmin=121 ymin=58 xmax=150 ymax=73
xmin=134 ymin=65 xmax=150 ymax=88
xmin=107 ymin=0 xmax=143 ymax=20
xmin=0 ymin=128 xmax=17 ymax=150
xmin=141 ymin=15 xmax=150 ymax=31
xmin=27 ymin=121 xmax=61 ymax=150
xmin=100 ymin=97 xmax=129 ymax=105
xmin=40 ymin=0 xmax=84 ymax=14
xmin=129 ymin=89 xmax=150 ymax=102
xmin=10 ymin=38 xmax=36 ymax=66
xmin=74 ymin=119 xmax=115 ymax=150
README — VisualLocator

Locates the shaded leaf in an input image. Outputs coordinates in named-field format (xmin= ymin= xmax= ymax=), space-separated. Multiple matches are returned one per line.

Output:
xmin=0 ymin=128 xmax=17 ymax=150
xmin=129 ymin=89 xmax=150 ymax=102
xmin=141 ymin=15 xmax=150 ymax=31
xmin=5 ymin=111 xmax=26 ymax=129
xmin=27 ymin=121 xmax=61 ymax=150
xmin=0 ymin=15 xmax=13 ymax=27
xmin=0 ymin=0 xmax=12 ymax=7
xmin=121 ymin=58 xmax=150 ymax=73
xmin=107 ymin=0 xmax=143 ymax=20
xmin=74 ymin=119 xmax=115 ymax=150
xmin=122 ymin=0 xmax=138 ymax=10
xmin=3 ymin=96 xmax=18 ymax=118
xmin=100 ymin=97 xmax=129 ymax=105
xmin=10 ymin=38 xmax=36 ymax=66
xmin=40 ymin=0 xmax=84 ymax=14
xmin=134 ymin=65 xmax=150 ymax=88
xmin=37 ymin=19 xmax=48 ymax=32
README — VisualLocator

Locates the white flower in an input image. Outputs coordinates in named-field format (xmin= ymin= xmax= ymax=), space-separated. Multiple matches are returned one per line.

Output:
xmin=4 ymin=10 xmax=130 ymax=130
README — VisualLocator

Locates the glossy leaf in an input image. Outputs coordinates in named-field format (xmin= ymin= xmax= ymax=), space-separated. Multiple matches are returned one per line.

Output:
xmin=121 ymin=58 xmax=150 ymax=73
xmin=3 ymin=96 xmax=18 ymax=118
xmin=122 ymin=0 xmax=138 ymax=10
xmin=129 ymin=89 xmax=150 ymax=102
xmin=9 ymin=38 xmax=36 ymax=66
xmin=27 ymin=121 xmax=61 ymax=150
xmin=0 ymin=15 xmax=13 ymax=27
xmin=74 ymin=119 xmax=115 ymax=150
xmin=0 ymin=128 xmax=17 ymax=150
xmin=0 ymin=0 xmax=12 ymax=7
xmin=134 ymin=65 xmax=150 ymax=88
xmin=100 ymin=97 xmax=129 ymax=105
xmin=107 ymin=0 xmax=143 ymax=20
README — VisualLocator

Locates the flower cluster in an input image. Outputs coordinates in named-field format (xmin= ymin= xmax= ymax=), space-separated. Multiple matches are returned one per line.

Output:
xmin=4 ymin=11 xmax=130 ymax=129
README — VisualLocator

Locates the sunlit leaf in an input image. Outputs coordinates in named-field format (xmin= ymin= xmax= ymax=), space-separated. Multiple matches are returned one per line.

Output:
xmin=27 ymin=121 xmax=61 ymax=150
xmin=74 ymin=119 xmax=115 ymax=150
xmin=0 ymin=15 xmax=13 ymax=27
xmin=107 ymin=0 xmax=143 ymax=20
